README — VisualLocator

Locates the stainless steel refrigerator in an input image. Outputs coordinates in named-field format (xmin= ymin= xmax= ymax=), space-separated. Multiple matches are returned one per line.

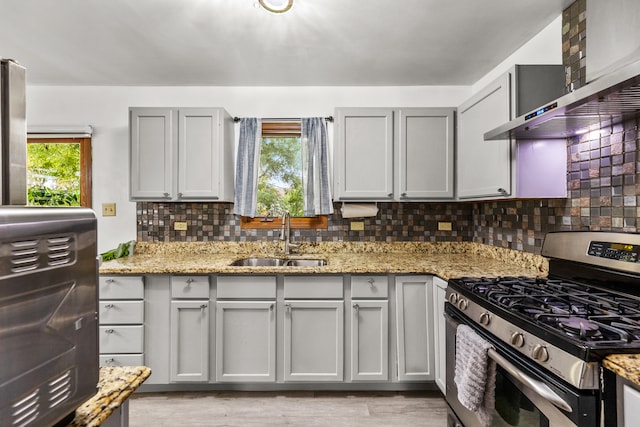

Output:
xmin=0 ymin=58 xmax=26 ymax=205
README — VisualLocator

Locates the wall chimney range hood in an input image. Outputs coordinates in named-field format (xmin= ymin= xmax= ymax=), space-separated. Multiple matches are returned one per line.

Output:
xmin=485 ymin=58 xmax=640 ymax=140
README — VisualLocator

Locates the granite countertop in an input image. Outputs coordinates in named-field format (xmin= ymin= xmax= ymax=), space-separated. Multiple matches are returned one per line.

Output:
xmin=68 ymin=366 xmax=151 ymax=427
xmin=603 ymin=354 xmax=640 ymax=387
xmin=100 ymin=241 xmax=548 ymax=279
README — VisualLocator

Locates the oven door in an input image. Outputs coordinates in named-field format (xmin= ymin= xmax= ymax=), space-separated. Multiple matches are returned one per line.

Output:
xmin=445 ymin=304 xmax=598 ymax=427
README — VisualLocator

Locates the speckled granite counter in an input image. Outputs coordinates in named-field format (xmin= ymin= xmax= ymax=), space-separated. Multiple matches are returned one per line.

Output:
xmin=67 ymin=366 xmax=151 ymax=427
xmin=603 ymin=355 xmax=640 ymax=387
xmin=100 ymin=241 xmax=548 ymax=279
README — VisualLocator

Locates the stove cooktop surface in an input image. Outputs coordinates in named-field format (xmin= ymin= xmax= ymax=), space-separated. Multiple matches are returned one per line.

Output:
xmin=450 ymin=276 xmax=640 ymax=352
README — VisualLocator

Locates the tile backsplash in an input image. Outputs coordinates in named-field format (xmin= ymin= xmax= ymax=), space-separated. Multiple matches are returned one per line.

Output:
xmin=562 ymin=0 xmax=586 ymax=92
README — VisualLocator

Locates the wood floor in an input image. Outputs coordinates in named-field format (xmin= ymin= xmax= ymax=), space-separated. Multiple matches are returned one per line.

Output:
xmin=129 ymin=391 xmax=448 ymax=426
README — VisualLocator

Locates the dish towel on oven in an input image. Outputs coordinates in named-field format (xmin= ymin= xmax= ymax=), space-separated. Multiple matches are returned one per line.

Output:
xmin=454 ymin=324 xmax=497 ymax=427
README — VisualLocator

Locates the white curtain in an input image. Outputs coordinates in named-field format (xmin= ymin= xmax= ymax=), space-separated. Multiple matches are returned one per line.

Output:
xmin=233 ymin=118 xmax=262 ymax=217
xmin=301 ymin=117 xmax=333 ymax=216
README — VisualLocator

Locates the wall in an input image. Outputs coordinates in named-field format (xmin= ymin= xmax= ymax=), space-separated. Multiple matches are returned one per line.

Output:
xmin=26 ymin=85 xmax=470 ymax=252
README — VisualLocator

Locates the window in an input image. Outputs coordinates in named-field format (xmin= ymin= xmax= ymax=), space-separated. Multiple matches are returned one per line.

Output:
xmin=241 ymin=121 xmax=327 ymax=229
xmin=26 ymin=137 xmax=92 ymax=207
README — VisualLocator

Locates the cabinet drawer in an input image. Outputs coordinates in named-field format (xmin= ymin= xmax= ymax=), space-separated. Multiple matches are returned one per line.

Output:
xmin=99 ymin=301 xmax=144 ymax=324
xmin=351 ymin=275 xmax=388 ymax=298
xmin=99 ymin=325 xmax=144 ymax=353
xmin=100 ymin=354 xmax=144 ymax=367
xmin=99 ymin=276 xmax=144 ymax=300
xmin=217 ymin=276 xmax=277 ymax=299
xmin=284 ymin=276 xmax=343 ymax=299
xmin=171 ymin=276 xmax=209 ymax=299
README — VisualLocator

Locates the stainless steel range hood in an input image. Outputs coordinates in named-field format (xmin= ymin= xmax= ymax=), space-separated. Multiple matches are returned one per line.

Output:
xmin=485 ymin=58 xmax=640 ymax=140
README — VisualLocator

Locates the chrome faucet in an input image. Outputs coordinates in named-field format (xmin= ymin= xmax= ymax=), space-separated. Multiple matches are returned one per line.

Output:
xmin=280 ymin=211 xmax=300 ymax=255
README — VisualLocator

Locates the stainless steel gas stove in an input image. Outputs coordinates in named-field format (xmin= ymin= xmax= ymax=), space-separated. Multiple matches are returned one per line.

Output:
xmin=445 ymin=231 xmax=640 ymax=427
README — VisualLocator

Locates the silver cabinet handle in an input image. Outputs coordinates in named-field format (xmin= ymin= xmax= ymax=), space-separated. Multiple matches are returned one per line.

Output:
xmin=186 ymin=278 xmax=194 ymax=286
xmin=487 ymin=348 xmax=572 ymax=412
xmin=367 ymin=278 xmax=375 ymax=287
xmin=497 ymin=188 xmax=511 ymax=197
xmin=387 ymin=193 xmax=393 ymax=197
xmin=163 ymin=192 xmax=170 ymax=197
xmin=285 ymin=303 xmax=292 ymax=313
xmin=401 ymin=192 xmax=407 ymax=197
xmin=105 ymin=329 xmax=115 ymax=334
xmin=353 ymin=303 xmax=359 ymax=312
xmin=178 ymin=192 xmax=183 ymax=198
xmin=200 ymin=304 xmax=208 ymax=309
xmin=269 ymin=303 xmax=274 ymax=311
xmin=105 ymin=358 xmax=115 ymax=365
xmin=105 ymin=279 xmax=115 ymax=284
xmin=104 ymin=304 xmax=115 ymax=309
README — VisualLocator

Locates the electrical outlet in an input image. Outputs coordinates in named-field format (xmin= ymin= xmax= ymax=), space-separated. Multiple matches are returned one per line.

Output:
xmin=102 ymin=203 xmax=116 ymax=217
xmin=438 ymin=221 xmax=452 ymax=231
xmin=350 ymin=221 xmax=365 ymax=231
xmin=174 ymin=221 xmax=188 ymax=231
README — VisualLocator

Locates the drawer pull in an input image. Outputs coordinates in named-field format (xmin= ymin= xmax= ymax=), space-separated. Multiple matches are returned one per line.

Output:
xmin=105 ymin=279 xmax=115 ymax=284
xmin=285 ymin=303 xmax=292 ymax=313
xmin=270 ymin=303 xmax=274 ymax=311
xmin=105 ymin=329 xmax=115 ymax=334
xmin=353 ymin=303 xmax=359 ymax=312
xmin=200 ymin=303 xmax=208 ymax=309
xmin=105 ymin=358 xmax=115 ymax=365
xmin=104 ymin=304 xmax=115 ymax=309
xmin=186 ymin=278 xmax=194 ymax=286
xmin=367 ymin=278 xmax=375 ymax=287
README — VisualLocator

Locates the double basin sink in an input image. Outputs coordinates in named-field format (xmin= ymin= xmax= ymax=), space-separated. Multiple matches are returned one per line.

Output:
xmin=229 ymin=257 xmax=327 ymax=267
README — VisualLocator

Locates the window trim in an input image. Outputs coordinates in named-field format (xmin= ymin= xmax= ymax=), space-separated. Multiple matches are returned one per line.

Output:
xmin=26 ymin=137 xmax=93 ymax=208
xmin=240 ymin=120 xmax=328 ymax=229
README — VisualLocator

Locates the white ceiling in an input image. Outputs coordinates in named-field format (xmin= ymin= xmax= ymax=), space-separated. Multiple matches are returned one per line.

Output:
xmin=0 ymin=0 xmax=573 ymax=86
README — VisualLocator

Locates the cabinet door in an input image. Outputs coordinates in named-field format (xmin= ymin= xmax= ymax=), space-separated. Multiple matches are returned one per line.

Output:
xmin=170 ymin=300 xmax=209 ymax=382
xmin=130 ymin=108 xmax=176 ymax=200
xmin=215 ymin=301 xmax=276 ymax=382
xmin=334 ymin=108 xmax=394 ymax=200
xmin=457 ymin=74 xmax=512 ymax=199
xmin=351 ymin=300 xmax=388 ymax=381
xmin=177 ymin=108 xmax=222 ymax=200
xmin=284 ymin=300 xmax=344 ymax=382
xmin=398 ymin=108 xmax=455 ymax=199
xmin=395 ymin=276 xmax=434 ymax=381
xmin=432 ymin=276 xmax=447 ymax=394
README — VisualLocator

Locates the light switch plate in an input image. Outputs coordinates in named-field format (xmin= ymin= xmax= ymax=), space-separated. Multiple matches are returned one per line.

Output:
xmin=350 ymin=221 xmax=365 ymax=231
xmin=102 ymin=203 xmax=116 ymax=216
xmin=438 ymin=221 xmax=452 ymax=231
xmin=174 ymin=221 xmax=188 ymax=231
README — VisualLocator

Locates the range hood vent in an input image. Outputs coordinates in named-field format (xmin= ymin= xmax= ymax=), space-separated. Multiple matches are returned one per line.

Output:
xmin=485 ymin=58 xmax=640 ymax=140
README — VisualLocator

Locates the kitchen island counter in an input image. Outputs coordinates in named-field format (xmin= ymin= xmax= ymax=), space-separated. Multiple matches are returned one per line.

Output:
xmin=99 ymin=241 xmax=547 ymax=279
xmin=67 ymin=366 xmax=151 ymax=427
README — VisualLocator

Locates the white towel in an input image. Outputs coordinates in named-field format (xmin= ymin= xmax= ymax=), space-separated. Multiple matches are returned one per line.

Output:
xmin=454 ymin=324 xmax=497 ymax=427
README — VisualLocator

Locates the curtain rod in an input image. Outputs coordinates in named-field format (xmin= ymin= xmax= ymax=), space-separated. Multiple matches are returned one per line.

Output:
xmin=233 ymin=116 xmax=333 ymax=122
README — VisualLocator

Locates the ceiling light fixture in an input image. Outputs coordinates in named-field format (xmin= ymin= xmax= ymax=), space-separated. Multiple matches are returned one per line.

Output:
xmin=258 ymin=0 xmax=293 ymax=13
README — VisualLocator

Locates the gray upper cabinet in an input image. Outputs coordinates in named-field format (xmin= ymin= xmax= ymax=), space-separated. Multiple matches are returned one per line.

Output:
xmin=130 ymin=107 xmax=234 ymax=201
xmin=334 ymin=108 xmax=395 ymax=200
xmin=397 ymin=108 xmax=454 ymax=200
xmin=334 ymin=107 xmax=455 ymax=201
xmin=457 ymin=65 xmax=566 ymax=200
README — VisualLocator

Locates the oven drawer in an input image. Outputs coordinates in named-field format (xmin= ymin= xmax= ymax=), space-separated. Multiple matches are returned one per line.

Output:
xmin=100 ymin=354 xmax=144 ymax=367
xmin=99 ymin=300 xmax=144 ymax=324
xmin=351 ymin=275 xmax=388 ymax=298
xmin=99 ymin=325 xmax=144 ymax=353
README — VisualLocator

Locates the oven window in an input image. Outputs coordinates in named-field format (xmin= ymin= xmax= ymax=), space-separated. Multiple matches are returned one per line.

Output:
xmin=492 ymin=367 xmax=550 ymax=427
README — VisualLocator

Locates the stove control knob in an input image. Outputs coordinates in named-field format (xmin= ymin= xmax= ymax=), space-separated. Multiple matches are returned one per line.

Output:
xmin=457 ymin=298 xmax=468 ymax=311
xmin=510 ymin=332 xmax=525 ymax=348
xmin=448 ymin=293 xmax=458 ymax=304
xmin=532 ymin=344 xmax=549 ymax=362
xmin=479 ymin=312 xmax=491 ymax=326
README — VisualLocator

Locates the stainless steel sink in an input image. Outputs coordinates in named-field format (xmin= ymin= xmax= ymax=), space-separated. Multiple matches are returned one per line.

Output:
xmin=229 ymin=257 xmax=326 ymax=267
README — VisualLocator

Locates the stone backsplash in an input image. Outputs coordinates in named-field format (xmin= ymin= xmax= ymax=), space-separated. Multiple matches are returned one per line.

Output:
xmin=562 ymin=0 xmax=586 ymax=92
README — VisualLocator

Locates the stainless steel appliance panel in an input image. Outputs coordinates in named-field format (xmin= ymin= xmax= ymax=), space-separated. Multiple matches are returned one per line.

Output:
xmin=0 ymin=59 xmax=27 ymax=205
xmin=0 ymin=207 xmax=98 ymax=427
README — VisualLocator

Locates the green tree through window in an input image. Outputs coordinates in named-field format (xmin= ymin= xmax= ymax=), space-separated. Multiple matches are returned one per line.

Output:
xmin=257 ymin=136 xmax=304 ymax=217
xmin=27 ymin=142 xmax=81 ymax=206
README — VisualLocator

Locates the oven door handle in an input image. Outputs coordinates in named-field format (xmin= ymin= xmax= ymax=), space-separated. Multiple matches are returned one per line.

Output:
xmin=487 ymin=348 xmax=573 ymax=413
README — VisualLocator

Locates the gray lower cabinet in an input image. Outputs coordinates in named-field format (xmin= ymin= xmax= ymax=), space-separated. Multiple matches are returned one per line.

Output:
xmin=215 ymin=301 xmax=276 ymax=382
xmin=169 ymin=276 xmax=210 ymax=382
xmin=350 ymin=275 xmax=389 ymax=382
xmin=432 ymin=276 xmax=447 ymax=393
xmin=395 ymin=275 xmax=434 ymax=381
xmin=283 ymin=275 xmax=344 ymax=382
